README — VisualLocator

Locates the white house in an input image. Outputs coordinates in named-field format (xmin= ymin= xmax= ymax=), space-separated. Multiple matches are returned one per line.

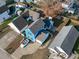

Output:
xmin=48 ymin=25 xmax=79 ymax=59
xmin=0 ymin=0 xmax=6 ymax=7
xmin=0 ymin=5 xmax=11 ymax=24
xmin=62 ymin=0 xmax=75 ymax=14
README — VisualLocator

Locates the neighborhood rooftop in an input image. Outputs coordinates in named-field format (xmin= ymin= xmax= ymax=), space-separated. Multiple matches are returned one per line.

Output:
xmin=28 ymin=19 xmax=45 ymax=34
xmin=48 ymin=25 xmax=79 ymax=55
xmin=0 ymin=5 xmax=8 ymax=14
xmin=13 ymin=16 xmax=27 ymax=31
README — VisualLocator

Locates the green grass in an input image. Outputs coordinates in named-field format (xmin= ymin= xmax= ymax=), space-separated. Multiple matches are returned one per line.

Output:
xmin=0 ymin=15 xmax=17 ymax=30
xmin=0 ymin=20 xmax=12 ymax=29
xmin=73 ymin=37 xmax=79 ymax=54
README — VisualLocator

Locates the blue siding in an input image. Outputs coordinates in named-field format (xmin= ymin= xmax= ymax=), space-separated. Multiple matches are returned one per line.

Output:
xmin=24 ymin=20 xmax=55 ymax=43
xmin=25 ymin=29 xmax=36 ymax=42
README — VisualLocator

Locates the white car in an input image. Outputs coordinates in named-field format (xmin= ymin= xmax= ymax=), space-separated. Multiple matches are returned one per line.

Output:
xmin=20 ymin=39 xmax=29 ymax=48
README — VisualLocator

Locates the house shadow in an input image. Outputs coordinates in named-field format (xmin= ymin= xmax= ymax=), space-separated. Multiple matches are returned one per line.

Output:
xmin=72 ymin=37 xmax=79 ymax=54
xmin=74 ymin=25 xmax=79 ymax=31
xmin=52 ymin=17 xmax=64 ymax=27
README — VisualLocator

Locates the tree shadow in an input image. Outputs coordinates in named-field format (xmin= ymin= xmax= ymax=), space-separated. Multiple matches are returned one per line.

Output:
xmin=73 ymin=37 xmax=79 ymax=54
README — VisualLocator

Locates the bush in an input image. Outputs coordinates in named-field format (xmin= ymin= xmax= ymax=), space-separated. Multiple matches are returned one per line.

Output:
xmin=6 ymin=0 xmax=15 ymax=5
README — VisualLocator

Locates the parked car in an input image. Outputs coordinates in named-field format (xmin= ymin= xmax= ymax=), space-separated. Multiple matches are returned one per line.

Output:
xmin=20 ymin=39 xmax=29 ymax=48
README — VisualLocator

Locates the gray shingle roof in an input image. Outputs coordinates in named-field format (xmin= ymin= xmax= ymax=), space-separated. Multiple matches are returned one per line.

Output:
xmin=13 ymin=16 xmax=27 ymax=31
xmin=12 ymin=11 xmax=31 ymax=31
xmin=28 ymin=19 xmax=45 ymax=35
xmin=0 ymin=5 xmax=8 ymax=14
xmin=48 ymin=25 xmax=79 ymax=55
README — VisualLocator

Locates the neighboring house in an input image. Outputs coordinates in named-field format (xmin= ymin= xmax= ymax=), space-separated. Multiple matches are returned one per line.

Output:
xmin=0 ymin=0 xmax=6 ymax=7
xmin=25 ymin=19 xmax=45 ymax=42
xmin=34 ymin=0 xmax=42 ymax=3
xmin=9 ymin=10 xmax=55 ymax=44
xmin=14 ymin=0 xmax=24 ymax=2
xmin=15 ymin=2 xmax=26 ymax=8
xmin=25 ymin=18 xmax=55 ymax=44
xmin=26 ymin=0 xmax=33 ymax=3
xmin=0 ymin=5 xmax=11 ymax=24
xmin=14 ymin=0 xmax=33 ymax=3
xmin=48 ymin=25 xmax=79 ymax=59
xmin=8 ymin=11 xmax=34 ymax=34
xmin=29 ymin=10 xmax=40 ymax=21
xmin=62 ymin=0 xmax=74 ymax=9
xmin=36 ymin=29 xmax=50 ymax=44
xmin=62 ymin=0 xmax=75 ymax=14
xmin=8 ymin=11 xmax=39 ymax=34
xmin=8 ymin=16 xmax=28 ymax=34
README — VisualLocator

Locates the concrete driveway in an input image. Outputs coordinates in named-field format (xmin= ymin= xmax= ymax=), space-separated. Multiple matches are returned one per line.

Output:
xmin=0 ymin=48 xmax=13 ymax=59
xmin=11 ymin=41 xmax=41 ymax=59
xmin=0 ymin=31 xmax=18 ymax=49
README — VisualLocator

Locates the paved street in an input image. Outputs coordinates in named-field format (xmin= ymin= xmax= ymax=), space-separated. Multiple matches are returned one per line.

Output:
xmin=0 ymin=31 xmax=18 ymax=49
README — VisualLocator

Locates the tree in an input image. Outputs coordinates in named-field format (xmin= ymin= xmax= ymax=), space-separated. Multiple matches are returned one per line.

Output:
xmin=37 ymin=0 xmax=64 ymax=18
xmin=6 ymin=0 xmax=15 ymax=5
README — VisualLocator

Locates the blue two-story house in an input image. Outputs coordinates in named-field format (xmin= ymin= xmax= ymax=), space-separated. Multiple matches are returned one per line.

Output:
xmin=24 ymin=18 xmax=55 ymax=44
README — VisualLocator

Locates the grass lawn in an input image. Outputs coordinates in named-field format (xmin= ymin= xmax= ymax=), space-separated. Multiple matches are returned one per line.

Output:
xmin=0 ymin=20 xmax=11 ymax=30
xmin=73 ymin=37 xmax=79 ymax=54
xmin=0 ymin=15 xmax=17 ymax=30
xmin=66 ymin=19 xmax=79 ymax=54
